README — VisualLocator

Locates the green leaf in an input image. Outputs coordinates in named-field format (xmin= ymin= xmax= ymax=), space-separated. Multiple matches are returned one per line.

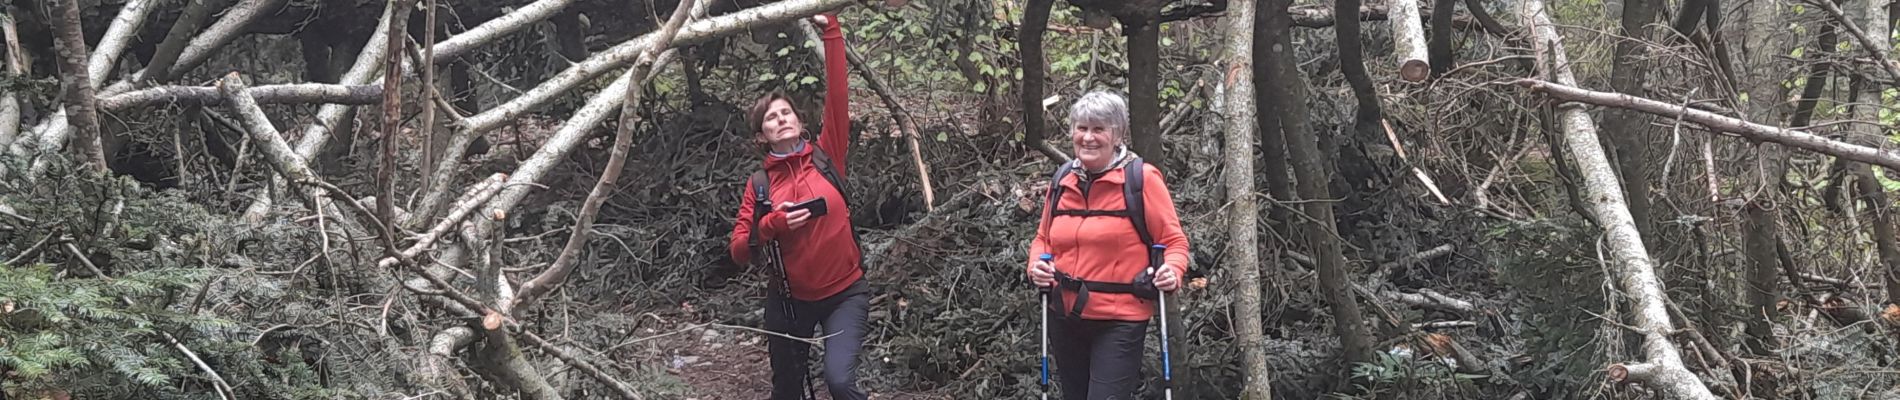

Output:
xmin=799 ymin=76 xmax=820 ymax=85
xmin=758 ymin=72 xmax=779 ymax=82
xmin=973 ymin=81 xmax=988 ymax=92
xmin=1793 ymin=3 xmax=1805 ymax=14
xmin=935 ymin=132 xmax=948 ymax=142
xmin=776 ymin=46 xmax=792 ymax=56
xmin=1790 ymin=46 xmax=1805 ymax=59
xmin=968 ymin=52 xmax=985 ymax=63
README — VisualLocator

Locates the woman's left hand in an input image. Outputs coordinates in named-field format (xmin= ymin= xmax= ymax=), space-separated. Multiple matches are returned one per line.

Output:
xmin=810 ymin=14 xmax=829 ymax=27
xmin=1153 ymin=265 xmax=1180 ymax=292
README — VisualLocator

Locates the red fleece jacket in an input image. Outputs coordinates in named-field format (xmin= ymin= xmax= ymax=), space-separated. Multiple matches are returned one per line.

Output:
xmin=1026 ymin=162 xmax=1191 ymax=322
xmin=728 ymin=14 xmax=860 ymax=301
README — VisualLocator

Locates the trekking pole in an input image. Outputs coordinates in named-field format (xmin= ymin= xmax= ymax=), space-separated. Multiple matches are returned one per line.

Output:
xmin=1038 ymin=253 xmax=1054 ymax=400
xmin=768 ymin=243 xmax=816 ymax=400
xmin=1150 ymin=244 xmax=1173 ymax=400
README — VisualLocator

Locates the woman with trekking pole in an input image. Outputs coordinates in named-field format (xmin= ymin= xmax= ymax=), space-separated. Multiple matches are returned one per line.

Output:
xmin=726 ymin=12 xmax=870 ymax=400
xmin=1027 ymin=90 xmax=1191 ymax=400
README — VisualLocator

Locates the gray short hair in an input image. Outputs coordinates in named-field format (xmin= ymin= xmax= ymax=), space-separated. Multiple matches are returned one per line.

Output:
xmin=1068 ymin=90 xmax=1129 ymax=142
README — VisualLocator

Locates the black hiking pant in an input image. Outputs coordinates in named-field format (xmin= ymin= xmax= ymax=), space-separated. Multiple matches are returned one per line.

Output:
xmin=1049 ymin=311 xmax=1149 ymax=400
xmin=766 ymin=279 xmax=870 ymax=400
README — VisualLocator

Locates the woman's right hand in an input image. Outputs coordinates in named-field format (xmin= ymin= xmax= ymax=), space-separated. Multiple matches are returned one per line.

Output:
xmin=1028 ymin=260 xmax=1055 ymax=288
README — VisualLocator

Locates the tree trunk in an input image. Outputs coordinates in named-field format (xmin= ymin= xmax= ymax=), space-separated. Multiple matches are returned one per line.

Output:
xmin=1388 ymin=0 xmax=1430 ymax=82
xmin=1605 ymin=0 xmax=1657 ymax=245
xmin=1332 ymin=0 xmax=1389 ymax=209
xmin=1254 ymin=0 xmax=1294 ymax=229
xmin=1522 ymin=1 xmax=1716 ymax=398
xmin=1126 ymin=17 xmax=1164 ymax=160
xmin=1850 ymin=0 xmax=1900 ymax=308
xmin=379 ymin=0 xmax=415 ymax=236
xmin=1672 ymin=0 xmax=1709 ymax=36
xmin=1428 ymin=0 xmax=1457 ymax=77
xmin=1020 ymin=0 xmax=1064 ymax=160
xmin=47 ymin=0 xmax=107 ymax=173
xmin=1282 ymin=0 xmax=1376 ymax=369
xmin=1740 ymin=199 xmax=1782 ymax=356
xmin=1220 ymin=1 xmax=1271 ymax=398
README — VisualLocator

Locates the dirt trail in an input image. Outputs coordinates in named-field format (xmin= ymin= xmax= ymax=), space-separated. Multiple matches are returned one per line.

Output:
xmin=651 ymin=322 xmax=945 ymax=400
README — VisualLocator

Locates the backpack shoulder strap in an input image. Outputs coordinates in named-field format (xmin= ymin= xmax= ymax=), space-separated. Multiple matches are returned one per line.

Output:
xmin=809 ymin=146 xmax=847 ymax=201
xmin=1044 ymin=160 xmax=1077 ymax=228
xmin=1123 ymin=157 xmax=1152 ymax=248
xmin=747 ymin=170 xmax=772 ymax=248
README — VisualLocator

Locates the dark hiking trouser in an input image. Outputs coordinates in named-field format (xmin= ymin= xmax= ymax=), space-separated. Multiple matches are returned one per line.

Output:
xmin=1049 ymin=310 xmax=1149 ymax=400
xmin=766 ymin=279 xmax=870 ymax=400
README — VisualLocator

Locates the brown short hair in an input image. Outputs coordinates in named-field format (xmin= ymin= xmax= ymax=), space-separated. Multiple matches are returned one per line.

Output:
xmin=748 ymin=91 xmax=797 ymax=136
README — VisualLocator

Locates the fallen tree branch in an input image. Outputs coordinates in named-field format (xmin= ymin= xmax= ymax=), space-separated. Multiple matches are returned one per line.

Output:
xmin=379 ymin=173 xmax=507 ymax=270
xmin=1412 ymin=321 xmax=1477 ymax=330
xmin=507 ymin=0 xmax=699 ymax=317
xmin=166 ymin=0 xmax=290 ymax=83
xmin=1514 ymin=78 xmax=1900 ymax=172
xmin=98 ymin=84 xmax=382 ymax=110
xmin=843 ymin=45 xmax=936 ymax=212
xmin=457 ymin=0 xmax=857 ymax=135
xmin=1385 ymin=289 xmax=1478 ymax=314
xmin=1522 ymin=0 xmax=1715 ymax=397
xmin=1388 ymin=0 xmax=1430 ymax=81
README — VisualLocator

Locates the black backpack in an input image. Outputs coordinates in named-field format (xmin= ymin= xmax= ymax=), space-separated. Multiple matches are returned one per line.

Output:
xmin=745 ymin=146 xmax=866 ymax=269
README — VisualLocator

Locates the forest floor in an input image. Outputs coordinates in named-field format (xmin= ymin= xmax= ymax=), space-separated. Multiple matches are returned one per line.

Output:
xmin=642 ymin=317 xmax=949 ymax=399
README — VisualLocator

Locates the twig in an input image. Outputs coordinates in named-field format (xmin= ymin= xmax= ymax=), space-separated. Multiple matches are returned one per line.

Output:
xmin=1381 ymin=119 xmax=1451 ymax=204
xmin=1412 ymin=320 xmax=1477 ymax=330
xmin=1806 ymin=0 xmax=1900 ymax=84
xmin=3 ymin=232 xmax=55 ymax=266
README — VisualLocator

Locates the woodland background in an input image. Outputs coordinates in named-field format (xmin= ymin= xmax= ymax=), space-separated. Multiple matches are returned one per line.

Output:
xmin=4 ymin=0 xmax=1900 ymax=399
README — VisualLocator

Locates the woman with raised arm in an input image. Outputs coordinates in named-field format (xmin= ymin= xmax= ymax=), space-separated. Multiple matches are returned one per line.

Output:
xmin=725 ymin=12 xmax=869 ymax=400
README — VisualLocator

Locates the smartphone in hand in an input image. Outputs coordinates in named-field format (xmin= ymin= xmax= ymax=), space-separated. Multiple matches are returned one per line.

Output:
xmin=788 ymin=197 xmax=829 ymax=218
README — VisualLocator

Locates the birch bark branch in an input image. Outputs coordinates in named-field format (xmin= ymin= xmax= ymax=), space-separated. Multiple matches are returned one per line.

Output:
xmin=1514 ymin=79 xmax=1900 ymax=172
xmin=1389 ymin=0 xmax=1431 ymax=81
xmin=1520 ymin=1 xmax=1716 ymax=398
xmin=457 ymin=0 xmax=857 ymax=135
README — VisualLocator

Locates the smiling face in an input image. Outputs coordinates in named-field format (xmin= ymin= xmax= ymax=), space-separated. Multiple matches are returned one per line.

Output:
xmin=1071 ymin=120 xmax=1120 ymax=171
xmin=1066 ymin=91 xmax=1130 ymax=171
xmin=758 ymin=98 xmax=803 ymax=149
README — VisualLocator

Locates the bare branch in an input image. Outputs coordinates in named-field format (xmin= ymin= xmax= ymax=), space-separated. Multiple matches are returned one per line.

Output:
xmin=1514 ymin=79 xmax=1900 ymax=172
xmin=457 ymin=0 xmax=858 ymax=135
xmin=168 ymin=0 xmax=290 ymax=83
xmin=98 ymin=84 xmax=383 ymax=110
xmin=1808 ymin=0 xmax=1900 ymax=84
xmin=507 ymin=0 xmax=700 ymax=316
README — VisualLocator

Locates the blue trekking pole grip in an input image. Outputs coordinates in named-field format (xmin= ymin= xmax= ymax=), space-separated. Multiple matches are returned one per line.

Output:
xmin=1151 ymin=244 xmax=1173 ymax=400
xmin=1038 ymin=253 xmax=1053 ymax=399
